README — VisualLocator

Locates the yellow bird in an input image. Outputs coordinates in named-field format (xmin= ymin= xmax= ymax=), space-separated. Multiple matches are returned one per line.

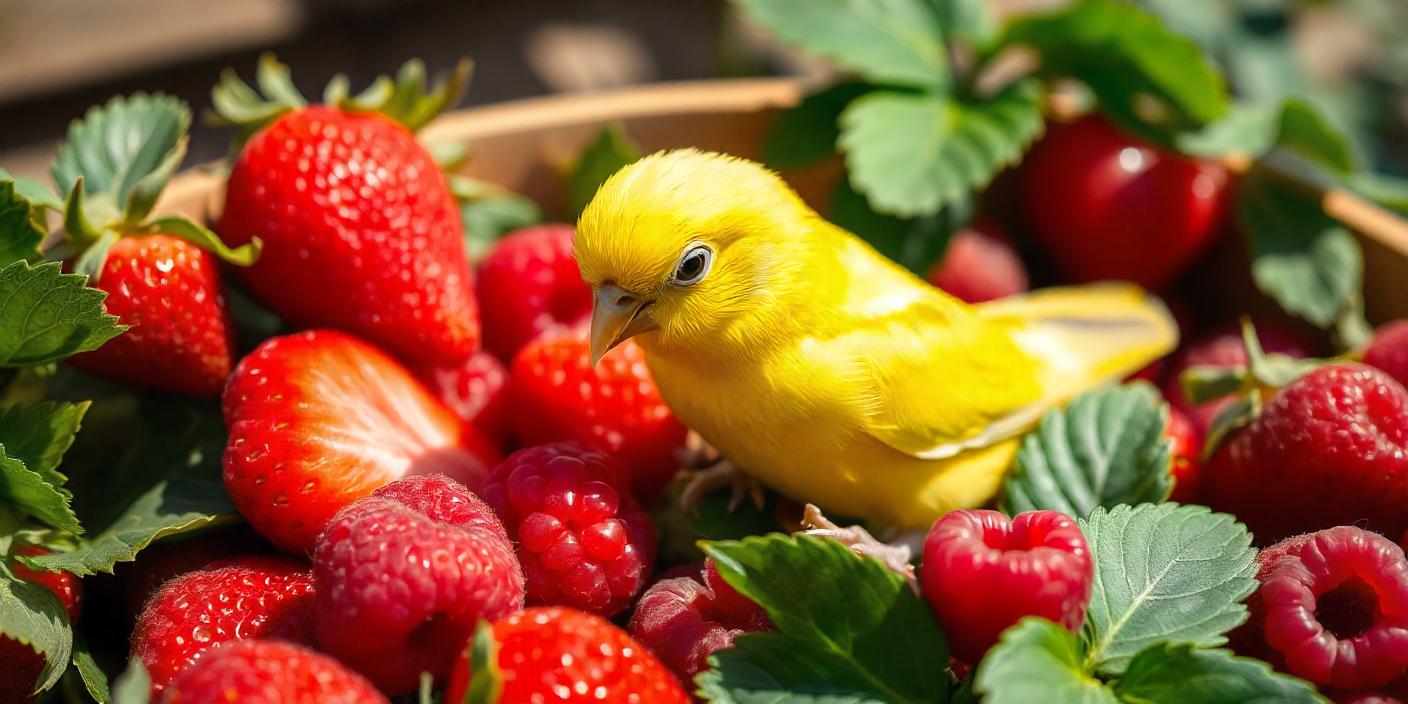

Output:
xmin=575 ymin=149 xmax=1177 ymax=529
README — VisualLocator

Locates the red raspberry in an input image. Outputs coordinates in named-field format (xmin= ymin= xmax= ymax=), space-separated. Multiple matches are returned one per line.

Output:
xmin=509 ymin=333 xmax=687 ymax=501
xmin=313 ymin=484 xmax=524 ymax=694
xmin=1166 ymin=405 xmax=1203 ymax=504
xmin=1 ymin=546 xmax=82 ymax=704
xmin=920 ymin=509 xmax=1094 ymax=663
xmin=1161 ymin=323 xmax=1312 ymax=437
xmin=161 ymin=639 xmax=387 ymax=704
xmin=445 ymin=607 xmax=690 ymax=704
xmin=482 ymin=443 xmax=656 ymax=616
xmin=1236 ymin=527 xmax=1408 ymax=690
xmin=925 ymin=220 xmax=1028 ymax=304
xmin=1205 ymin=363 xmax=1408 ymax=543
xmin=629 ymin=559 xmax=772 ymax=681
xmin=1337 ymin=695 xmax=1405 ymax=704
xmin=477 ymin=224 xmax=593 ymax=362
xmin=131 ymin=557 xmax=315 ymax=695
xmin=371 ymin=473 xmax=509 ymax=542
xmin=1365 ymin=320 xmax=1408 ymax=389
xmin=418 ymin=350 xmax=512 ymax=447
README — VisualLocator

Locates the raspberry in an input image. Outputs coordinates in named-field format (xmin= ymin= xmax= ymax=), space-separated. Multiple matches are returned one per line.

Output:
xmin=1 ymin=546 xmax=82 ymax=704
xmin=1365 ymin=320 xmax=1408 ymax=389
xmin=131 ymin=557 xmax=315 ymax=695
xmin=1205 ymin=363 xmax=1408 ymax=542
xmin=629 ymin=559 xmax=773 ymax=681
xmin=372 ymin=473 xmax=509 ymax=542
xmin=313 ymin=484 xmax=524 ymax=694
xmin=1161 ymin=323 xmax=1312 ymax=437
xmin=925 ymin=220 xmax=1029 ymax=304
xmin=1236 ymin=527 xmax=1408 ymax=690
xmin=1166 ymin=405 xmax=1203 ymax=504
xmin=477 ymin=224 xmax=593 ymax=362
xmin=482 ymin=443 xmax=656 ymax=616
xmin=418 ymin=350 xmax=512 ymax=447
xmin=161 ymin=639 xmax=387 ymax=704
xmin=445 ymin=607 xmax=689 ymax=704
xmin=920 ymin=509 xmax=1093 ymax=663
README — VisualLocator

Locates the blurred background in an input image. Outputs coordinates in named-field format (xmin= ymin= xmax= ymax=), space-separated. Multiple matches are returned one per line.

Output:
xmin=1 ymin=0 xmax=1405 ymax=179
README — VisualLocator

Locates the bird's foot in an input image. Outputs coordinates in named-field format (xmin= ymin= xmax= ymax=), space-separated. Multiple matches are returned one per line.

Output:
xmin=802 ymin=504 xmax=918 ymax=591
xmin=679 ymin=460 xmax=767 ymax=512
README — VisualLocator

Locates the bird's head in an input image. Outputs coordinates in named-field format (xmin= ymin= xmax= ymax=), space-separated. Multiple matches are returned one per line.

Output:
xmin=574 ymin=149 xmax=813 ymax=364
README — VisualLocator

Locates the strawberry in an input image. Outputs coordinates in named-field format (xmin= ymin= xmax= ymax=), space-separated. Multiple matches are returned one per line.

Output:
xmin=1165 ymin=405 xmax=1203 ymax=504
xmin=1 ymin=546 xmax=82 ymax=704
xmin=1364 ymin=320 xmax=1408 ymax=389
xmin=510 ymin=333 xmax=687 ymax=501
xmin=120 ymin=524 xmax=271 ymax=616
xmin=1162 ymin=322 xmax=1312 ymax=437
xmin=161 ymin=639 xmax=388 ymax=704
xmin=477 ymin=224 xmax=594 ymax=362
xmin=418 ymin=350 xmax=512 ymax=447
xmin=213 ymin=56 xmax=478 ymax=367
xmin=925 ymin=219 xmax=1029 ymax=304
xmin=223 ymin=329 xmax=501 ymax=552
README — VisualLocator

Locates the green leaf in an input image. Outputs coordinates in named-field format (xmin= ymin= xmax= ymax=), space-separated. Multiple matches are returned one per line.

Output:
xmin=699 ymin=632 xmax=893 ymax=704
xmin=930 ymin=0 xmax=996 ymax=46
xmin=0 ymin=446 xmax=80 ymax=533
xmin=1079 ymin=503 xmax=1256 ymax=675
xmin=1347 ymin=172 xmax=1408 ymax=214
xmin=0 ymin=563 xmax=73 ymax=695
xmin=143 ymin=216 xmax=262 ymax=266
xmin=1002 ymin=0 xmax=1227 ymax=135
xmin=110 ymin=660 xmax=150 ymax=704
xmin=1238 ymin=167 xmax=1362 ymax=329
xmin=0 ymin=180 xmax=46 ymax=267
xmin=762 ymin=82 xmax=871 ymax=170
xmin=702 ymin=534 xmax=950 ymax=704
xmin=565 ymin=124 xmax=640 ymax=219
xmin=1001 ymin=383 xmax=1172 ymax=518
xmin=838 ymin=81 xmax=1042 ymax=217
xmin=732 ymin=0 xmax=947 ymax=89
xmin=461 ymin=621 xmax=502 ymax=704
xmin=0 ymin=260 xmax=125 ymax=367
xmin=828 ymin=178 xmax=962 ymax=274
xmin=71 ymin=632 xmax=111 ymax=704
xmin=0 ymin=401 xmax=89 ymax=490
xmin=1274 ymin=99 xmax=1354 ymax=174
xmin=1113 ymin=643 xmax=1327 ymax=704
xmin=0 ymin=168 xmax=63 ymax=212
xmin=451 ymin=176 xmax=544 ymax=262
xmin=973 ymin=618 xmax=1116 ymax=704
xmin=1175 ymin=104 xmax=1279 ymax=159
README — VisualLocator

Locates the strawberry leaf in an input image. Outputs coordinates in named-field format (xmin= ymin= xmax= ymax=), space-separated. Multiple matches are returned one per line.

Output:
xmin=451 ymin=176 xmax=543 ymax=262
xmin=1079 ymin=503 xmax=1256 ymax=675
xmin=0 ymin=168 xmax=63 ymax=213
xmin=0 ymin=179 xmax=45 ymax=268
xmin=837 ymin=81 xmax=1042 ymax=217
xmin=110 ymin=659 xmax=150 ymax=704
xmin=1113 ymin=643 xmax=1326 ymax=703
xmin=732 ymin=0 xmax=948 ymax=90
xmin=973 ymin=618 xmax=1116 ymax=704
xmin=0 ymin=261 xmax=125 ymax=367
xmin=762 ymin=82 xmax=871 ymax=170
xmin=701 ymin=534 xmax=950 ymax=704
xmin=1001 ymin=383 xmax=1172 ymax=519
xmin=69 ymin=632 xmax=111 ymax=704
xmin=143 ymin=216 xmax=262 ymax=267
xmin=828 ymin=178 xmax=963 ymax=275
xmin=461 ymin=621 xmax=502 ymax=704
xmin=0 ymin=401 xmax=89 ymax=492
xmin=566 ymin=124 xmax=640 ymax=219
xmin=0 ymin=562 xmax=73 ymax=695
xmin=700 ymin=632 xmax=897 ymax=703
xmin=0 ymin=446 xmax=80 ymax=534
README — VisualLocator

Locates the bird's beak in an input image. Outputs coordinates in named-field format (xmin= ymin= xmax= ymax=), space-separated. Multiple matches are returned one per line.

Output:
xmin=590 ymin=283 xmax=657 ymax=366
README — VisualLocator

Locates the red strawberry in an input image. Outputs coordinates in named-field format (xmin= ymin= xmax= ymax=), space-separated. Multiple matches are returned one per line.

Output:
xmin=1166 ymin=405 xmax=1203 ymax=504
xmin=510 ymin=334 xmax=687 ymax=501
xmin=120 ymin=524 xmax=271 ymax=616
xmin=161 ymin=639 xmax=387 ymax=704
xmin=477 ymin=224 xmax=593 ymax=362
xmin=1020 ymin=114 xmax=1231 ymax=289
xmin=1 ymin=546 xmax=82 ymax=704
xmin=1365 ymin=320 xmax=1408 ymax=389
xmin=629 ymin=559 xmax=772 ymax=682
xmin=131 ymin=556 xmax=316 ymax=695
xmin=445 ymin=607 xmax=690 ymax=704
xmin=1162 ymin=323 xmax=1312 ymax=437
xmin=418 ymin=350 xmax=512 ymax=447
xmin=215 ymin=58 xmax=478 ymax=367
xmin=223 ymin=330 xmax=501 ymax=552
xmin=920 ymin=509 xmax=1093 ymax=663
xmin=1205 ymin=363 xmax=1408 ymax=543
xmin=925 ymin=220 xmax=1029 ymax=303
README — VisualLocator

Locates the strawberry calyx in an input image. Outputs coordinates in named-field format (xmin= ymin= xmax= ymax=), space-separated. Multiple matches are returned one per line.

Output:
xmin=459 ymin=621 xmax=503 ymax=704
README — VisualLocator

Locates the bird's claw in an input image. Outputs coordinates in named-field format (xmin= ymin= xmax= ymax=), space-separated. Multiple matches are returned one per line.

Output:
xmin=802 ymin=504 xmax=918 ymax=591
xmin=679 ymin=460 xmax=767 ymax=513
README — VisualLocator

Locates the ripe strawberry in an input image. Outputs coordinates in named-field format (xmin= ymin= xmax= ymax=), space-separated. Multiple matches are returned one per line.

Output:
xmin=477 ymin=224 xmax=593 ymax=362
xmin=445 ymin=607 xmax=690 ymax=704
xmin=629 ymin=559 xmax=772 ymax=682
xmin=161 ymin=639 xmax=387 ymax=704
xmin=131 ymin=556 xmax=315 ymax=695
xmin=1364 ymin=320 xmax=1408 ymax=389
xmin=1204 ymin=363 xmax=1408 ymax=543
xmin=314 ymin=476 xmax=524 ymax=694
xmin=1019 ymin=114 xmax=1231 ymax=289
xmin=418 ymin=350 xmax=512 ymax=447
xmin=1235 ymin=527 xmax=1408 ymax=690
xmin=510 ymin=334 xmax=687 ymax=500
xmin=120 ymin=524 xmax=270 ymax=616
xmin=215 ymin=57 xmax=478 ymax=367
xmin=1166 ymin=405 xmax=1203 ymax=504
xmin=1 ymin=546 xmax=82 ymax=704
xmin=1162 ymin=322 xmax=1312 ymax=437
xmin=223 ymin=330 xmax=500 ymax=552
xmin=920 ymin=509 xmax=1093 ymax=663
xmin=925 ymin=220 xmax=1029 ymax=304
xmin=482 ymin=443 xmax=656 ymax=617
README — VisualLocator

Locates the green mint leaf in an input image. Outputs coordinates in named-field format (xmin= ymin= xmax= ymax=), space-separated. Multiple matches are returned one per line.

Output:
xmin=566 ymin=124 xmax=641 ymax=219
xmin=699 ymin=632 xmax=895 ymax=704
xmin=702 ymin=534 xmax=950 ymax=704
xmin=70 ymin=631 xmax=111 ymax=704
xmin=1079 ymin=503 xmax=1256 ymax=675
xmin=1113 ymin=643 xmax=1327 ymax=703
xmin=1001 ymin=383 xmax=1172 ymax=518
xmin=0 ymin=180 xmax=46 ymax=268
xmin=0 ymin=446 xmax=81 ymax=534
xmin=1238 ymin=167 xmax=1361 ymax=329
xmin=972 ymin=618 xmax=1116 ymax=704
xmin=110 ymin=659 xmax=151 ymax=704
xmin=1002 ymin=0 xmax=1227 ymax=136
xmin=0 ymin=260 xmax=125 ymax=367
xmin=0 ymin=563 xmax=73 ymax=695
xmin=828 ymin=178 xmax=964 ymax=275
xmin=0 ymin=168 xmax=63 ymax=213
xmin=732 ymin=0 xmax=948 ymax=89
xmin=838 ymin=81 xmax=1042 ymax=217
xmin=0 ymin=400 xmax=89 ymax=491
xmin=762 ymin=82 xmax=871 ymax=170
xmin=51 ymin=93 xmax=191 ymax=226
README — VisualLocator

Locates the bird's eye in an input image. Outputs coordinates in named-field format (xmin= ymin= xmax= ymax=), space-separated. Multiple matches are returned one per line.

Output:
xmin=670 ymin=245 xmax=713 ymax=286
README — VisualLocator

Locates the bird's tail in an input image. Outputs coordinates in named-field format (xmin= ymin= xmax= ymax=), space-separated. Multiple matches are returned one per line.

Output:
xmin=977 ymin=283 xmax=1179 ymax=401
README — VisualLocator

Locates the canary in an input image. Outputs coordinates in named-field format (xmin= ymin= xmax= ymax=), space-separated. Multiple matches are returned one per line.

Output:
xmin=575 ymin=149 xmax=1176 ymax=529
